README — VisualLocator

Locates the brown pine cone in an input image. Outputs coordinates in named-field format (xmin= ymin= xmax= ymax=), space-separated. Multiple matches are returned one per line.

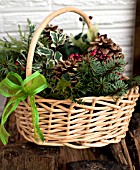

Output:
xmin=51 ymin=59 xmax=79 ymax=85
xmin=88 ymin=33 xmax=124 ymax=60
xmin=40 ymin=24 xmax=68 ymax=43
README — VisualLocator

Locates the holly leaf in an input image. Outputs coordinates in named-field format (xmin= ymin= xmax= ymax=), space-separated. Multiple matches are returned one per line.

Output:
xmin=54 ymin=51 xmax=63 ymax=63
xmin=50 ymin=31 xmax=66 ymax=46
xmin=55 ymin=77 xmax=71 ymax=93
xmin=50 ymin=31 xmax=58 ymax=44
xmin=36 ymin=47 xmax=54 ymax=59
xmin=58 ymin=34 xmax=66 ymax=45
xmin=70 ymin=33 xmax=90 ymax=53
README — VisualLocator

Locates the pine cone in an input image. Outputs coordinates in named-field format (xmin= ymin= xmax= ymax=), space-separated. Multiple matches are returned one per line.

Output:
xmin=40 ymin=25 xmax=65 ymax=43
xmin=46 ymin=25 xmax=58 ymax=30
xmin=44 ymin=25 xmax=59 ymax=34
xmin=51 ymin=60 xmax=79 ymax=85
xmin=88 ymin=33 xmax=124 ymax=60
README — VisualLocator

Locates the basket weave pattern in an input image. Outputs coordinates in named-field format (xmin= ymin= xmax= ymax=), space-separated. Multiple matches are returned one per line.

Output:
xmin=14 ymin=7 xmax=139 ymax=149
xmin=15 ymin=87 xmax=139 ymax=149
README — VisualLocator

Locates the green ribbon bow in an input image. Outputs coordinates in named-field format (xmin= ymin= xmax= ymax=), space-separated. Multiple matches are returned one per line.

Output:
xmin=0 ymin=71 xmax=47 ymax=145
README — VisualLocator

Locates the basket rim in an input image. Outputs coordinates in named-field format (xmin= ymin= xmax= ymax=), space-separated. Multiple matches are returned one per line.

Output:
xmin=35 ymin=85 xmax=139 ymax=102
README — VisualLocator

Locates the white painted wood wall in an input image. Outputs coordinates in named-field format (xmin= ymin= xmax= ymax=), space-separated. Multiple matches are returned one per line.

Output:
xmin=0 ymin=0 xmax=137 ymax=114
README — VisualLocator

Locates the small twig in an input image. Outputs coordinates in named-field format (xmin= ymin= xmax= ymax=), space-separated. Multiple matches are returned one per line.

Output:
xmin=129 ymin=130 xmax=140 ymax=167
xmin=110 ymin=143 xmax=127 ymax=164
xmin=121 ymin=139 xmax=134 ymax=170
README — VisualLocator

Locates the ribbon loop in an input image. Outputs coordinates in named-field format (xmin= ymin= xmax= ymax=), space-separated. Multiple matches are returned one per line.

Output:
xmin=23 ymin=71 xmax=47 ymax=95
xmin=0 ymin=71 xmax=47 ymax=145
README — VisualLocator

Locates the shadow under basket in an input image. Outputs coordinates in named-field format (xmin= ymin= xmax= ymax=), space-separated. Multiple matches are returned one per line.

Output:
xmin=15 ymin=87 xmax=139 ymax=149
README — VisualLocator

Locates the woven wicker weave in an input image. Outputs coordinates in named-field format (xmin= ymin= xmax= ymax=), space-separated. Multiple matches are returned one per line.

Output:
xmin=15 ymin=7 xmax=139 ymax=149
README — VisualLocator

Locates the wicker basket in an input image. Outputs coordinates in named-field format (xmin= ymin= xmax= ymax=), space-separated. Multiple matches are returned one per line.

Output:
xmin=14 ymin=7 xmax=139 ymax=149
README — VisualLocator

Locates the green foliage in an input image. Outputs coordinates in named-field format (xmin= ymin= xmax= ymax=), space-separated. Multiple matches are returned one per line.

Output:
xmin=0 ymin=51 xmax=16 ymax=81
xmin=0 ymin=19 xmax=34 ymax=55
xmin=50 ymin=31 xmax=66 ymax=47
xmin=55 ymin=77 xmax=71 ymax=96
xmin=0 ymin=20 xmax=67 ymax=79
xmin=70 ymin=33 xmax=90 ymax=53
xmin=0 ymin=19 xmax=36 ymax=79
xmin=39 ymin=55 xmax=131 ymax=100
xmin=70 ymin=23 xmax=98 ymax=53
xmin=72 ymin=56 xmax=129 ymax=98
xmin=125 ymin=76 xmax=140 ymax=87
xmin=0 ymin=19 xmax=139 ymax=102
xmin=36 ymin=46 xmax=63 ymax=69
xmin=90 ymin=57 xmax=126 ymax=77
xmin=87 ymin=24 xmax=98 ymax=41
xmin=58 ymin=40 xmax=81 ymax=60
xmin=0 ymin=19 xmax=97 ymax=81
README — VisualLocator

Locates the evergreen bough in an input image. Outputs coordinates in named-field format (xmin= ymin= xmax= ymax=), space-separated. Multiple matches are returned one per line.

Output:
xmin=0 ymin=19 xmax=140 ymax=101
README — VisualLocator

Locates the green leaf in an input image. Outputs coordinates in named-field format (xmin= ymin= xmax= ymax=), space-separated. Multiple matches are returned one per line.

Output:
xmin=50 ymin=31 xmax=59 ymax=45
xmin=87 ymin=24 xmax=98 ymax=42
xmin=74 ymin=33 xmax=82 ymax=40
xmin=50 ymin=31 xmax=66 ymax=47
xmin=58 ymin=40 xmax=81 ymax=59
xmin=47 ymin=59 xmax=55 ymax=69
xmin=82 ymin=34 xmax=88 ymax=43
xmin=70 ymin=34 xmax=90 ymax=53
xmin=36 ymin=47 xmax=54 ymax=59
xmin=54 ymin=51 xmax=63 ymax=63
xmin=27 ymin=19 xmax=36 ymax=36
xmin=55 ymin=77 xmax=71 ymax=93
xmin=18 ymin=25 xmax=26 ymax=40
xmin=58 ymin=34 xmax=66 ymax=45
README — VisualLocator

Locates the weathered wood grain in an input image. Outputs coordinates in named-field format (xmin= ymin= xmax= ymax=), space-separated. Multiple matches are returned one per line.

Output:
xmin=67 ymin=160 xmax=130 ymax=170
xmin=0 ymin=143 xmax=60 ymax=170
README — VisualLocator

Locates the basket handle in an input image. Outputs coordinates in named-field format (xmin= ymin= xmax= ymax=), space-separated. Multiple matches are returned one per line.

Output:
xmin=26 ymin=7 xmax=94 ymax=77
